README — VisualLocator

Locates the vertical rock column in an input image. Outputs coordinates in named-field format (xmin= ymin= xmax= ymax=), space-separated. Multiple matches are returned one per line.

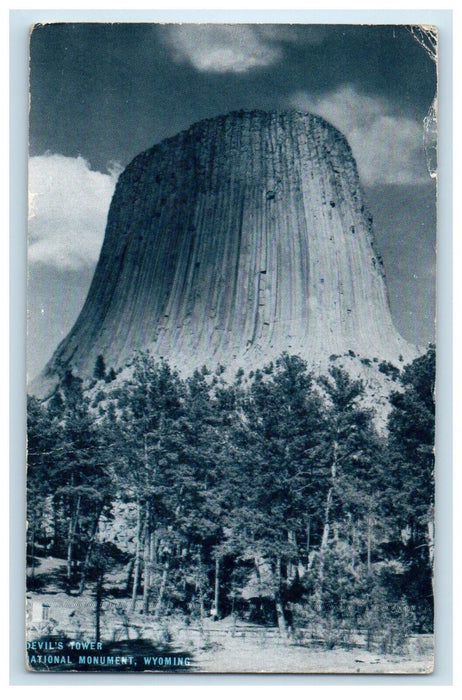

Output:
xmin=36 ymin=110 xmax=414 ymax=390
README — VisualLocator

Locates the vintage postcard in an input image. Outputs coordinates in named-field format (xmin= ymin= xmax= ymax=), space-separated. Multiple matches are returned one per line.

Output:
xmin=26 ymin=22 xmax=436 ymax=673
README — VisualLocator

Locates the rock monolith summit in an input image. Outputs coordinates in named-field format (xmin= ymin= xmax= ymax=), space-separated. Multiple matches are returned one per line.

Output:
xmin=33 ymin=110 xmax=415 ymax=395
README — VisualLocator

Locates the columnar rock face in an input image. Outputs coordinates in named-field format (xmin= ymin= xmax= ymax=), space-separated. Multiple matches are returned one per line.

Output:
xmin=34 ymin=110 xmax=415 ymax=393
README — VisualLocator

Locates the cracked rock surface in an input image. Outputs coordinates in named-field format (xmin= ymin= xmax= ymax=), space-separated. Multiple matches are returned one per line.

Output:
xmin=33 ymin=110 xmax=415 ymax=394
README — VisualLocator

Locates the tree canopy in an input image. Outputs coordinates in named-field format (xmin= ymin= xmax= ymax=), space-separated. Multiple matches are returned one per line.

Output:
xmin=27 ymin=348 xmax=435 ymax=640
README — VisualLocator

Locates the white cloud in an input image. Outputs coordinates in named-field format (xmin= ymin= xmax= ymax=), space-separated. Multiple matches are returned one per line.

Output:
xmin=28 ymin=154 xmax=121 ymax=269
xmin=256 ymin=25 xmax=327 ymax=46
xmin=289 ymin=85 xmax=429 ymax=186
xmin=163 ymin=25 xmax=283 ymax=73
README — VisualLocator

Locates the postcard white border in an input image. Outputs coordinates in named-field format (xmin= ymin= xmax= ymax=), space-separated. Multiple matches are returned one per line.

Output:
xmin=9 ymin=6 xmax=453 ymax=690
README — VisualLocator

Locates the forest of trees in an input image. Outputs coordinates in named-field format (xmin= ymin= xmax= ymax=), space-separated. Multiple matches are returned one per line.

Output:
xmin=27 ymin=347 xmax=435 ymax=650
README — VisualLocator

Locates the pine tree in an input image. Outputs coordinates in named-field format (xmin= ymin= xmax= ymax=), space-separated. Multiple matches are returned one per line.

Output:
xmin=51 ymin=369 xmax=113 ymax=591
xmin=219 ymin=354 xmax=326 ymax=635
xmin=385 ymin=346 xmax=435 ymax=629
xmin=27 ymin=396 xmax=57 ymax=571
xmin=312 ymin=366 xmax=385 ymax=617
xmin=109 ymin=353 xmax=187 ymax=613
xmin=94 ymin=354 xmax=106 ymax=381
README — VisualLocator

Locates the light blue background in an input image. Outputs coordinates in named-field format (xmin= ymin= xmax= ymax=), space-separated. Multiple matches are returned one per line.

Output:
xmin=10 ymin=7 xmax=453 ymax=687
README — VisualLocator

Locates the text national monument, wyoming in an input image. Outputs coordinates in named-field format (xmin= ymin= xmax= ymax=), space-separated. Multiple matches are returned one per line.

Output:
xmin=27 ymin=24 xmax=437 ymax=674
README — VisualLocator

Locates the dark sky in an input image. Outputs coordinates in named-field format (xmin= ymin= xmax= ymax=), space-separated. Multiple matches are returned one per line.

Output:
xmin=30 ymin=24 xmax=436 ymax=168
xmin=27 ymin=23 xmax=437 ymax=378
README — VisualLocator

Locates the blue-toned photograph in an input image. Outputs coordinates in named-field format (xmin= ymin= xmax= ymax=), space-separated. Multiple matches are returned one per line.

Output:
xmin=26 ymin=22 xmax=436 ymax=673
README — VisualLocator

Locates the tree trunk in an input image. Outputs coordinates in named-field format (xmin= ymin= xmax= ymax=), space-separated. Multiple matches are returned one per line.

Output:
xmin=316 ymin=485 xmax=333 ymax=612
xmin=351 ymin=519 xmax=356 ymax=569
xmin=77 ymin=505 xmax=103 ymax=595
xmin=321 ymin=485 xmax=334 ymax=550
xmin=275 ymin=596 xmax=289 ymax=639
xmin=317 ymin=446 xmax=337 ymax=612
xmin=213 ymin=556 xmax=220 ymax=619
xmin=153 ymin=557 xmax=170 ymax=621
xmin=66 ymin=510 xmax=73 ymax=581
xmin=51 ymin=497 xmax=58 ymax=554
xmin=142 ymin=506 xmax=151 ymax=614
xmin=124 ymin=558 xmax=134 ymax=594
xmin=130 ymin=498 xmax=143 ymax=612
xmin=94 ymin=572 xmax=103 ymax=644
xmin=197 ymin=548 xmax=205 ymax=622
xmin=152 ymin=530 xmax=158 ymax=567
xmin=287 ymin=530 xmax=297 ymax=582
xmin=274 ymin=556 xmax=288 ymax=640
xmin=366 ymin=512 xmax=372 ymax=575
xmin=306 ymin=517 xmax=311 ymax=569
xmin=66 ymin=494 xmax=81 ymax=585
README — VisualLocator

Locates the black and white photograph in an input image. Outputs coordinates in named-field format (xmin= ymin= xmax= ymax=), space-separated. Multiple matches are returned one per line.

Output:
xmin=26 ymin=21 xmax=437 ymax=673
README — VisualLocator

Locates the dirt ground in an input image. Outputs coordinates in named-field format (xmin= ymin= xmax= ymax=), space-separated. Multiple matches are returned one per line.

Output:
xmin=26 ymin=556 xmax=434 ymax=675
xmin=194 ymin=637 xmax=433 ymax=674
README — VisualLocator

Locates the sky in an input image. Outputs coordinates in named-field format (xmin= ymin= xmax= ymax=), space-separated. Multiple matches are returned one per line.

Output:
xmin=27 ymin=22 xmax=437 ymax=379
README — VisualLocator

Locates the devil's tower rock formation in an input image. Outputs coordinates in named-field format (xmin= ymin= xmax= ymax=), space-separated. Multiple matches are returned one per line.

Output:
xmin=33 ymin=110 xmax=415 ymax=394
